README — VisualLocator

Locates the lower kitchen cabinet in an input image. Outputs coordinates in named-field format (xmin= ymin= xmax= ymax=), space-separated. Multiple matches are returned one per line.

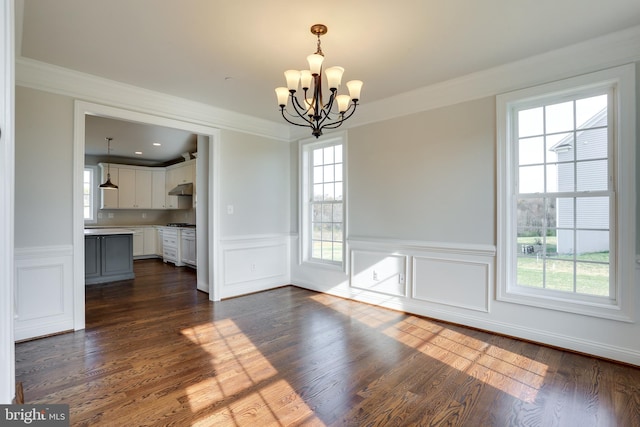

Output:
xmin=131 ymin=227 xmax=158 ymax=258
xmin=85 ymin=233 xmax=135 ymax=284
xmin=181 ymin=229 xmax=196 ymax=266
xmin=162 ymin=227 xmax=183 ymax=266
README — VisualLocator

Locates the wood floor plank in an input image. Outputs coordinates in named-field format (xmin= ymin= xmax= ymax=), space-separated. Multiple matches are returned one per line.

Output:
xmin=15 ymin=259 xmax=640 ymax=426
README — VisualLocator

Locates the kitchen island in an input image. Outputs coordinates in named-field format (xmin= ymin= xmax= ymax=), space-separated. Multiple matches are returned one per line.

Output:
xmin=85 ymin=228 xmax=135 ymax=284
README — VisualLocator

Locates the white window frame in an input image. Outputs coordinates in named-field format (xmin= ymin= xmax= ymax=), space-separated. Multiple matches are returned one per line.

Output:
xmin=83 ymin=165 xmax=98 ymax=224
xmin=299 ymin=133 xmax=347 ymax=270
xmin=496 ymin=64 xmax=635 ymax=322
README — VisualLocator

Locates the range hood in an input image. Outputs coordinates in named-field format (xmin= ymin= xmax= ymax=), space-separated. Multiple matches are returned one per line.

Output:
xmin=168 ymin=183 xmax=193 ymax=196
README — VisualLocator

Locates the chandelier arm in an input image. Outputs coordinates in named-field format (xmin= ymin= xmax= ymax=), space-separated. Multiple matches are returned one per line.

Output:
xmin=290 ymin=93 xmax=313 ymax=118
xmin=311 ymin=90 xmax=338 ymax=130
xmin=279 ymin=107 xmax=316 ymax=128
xmin=316 ymin=102 xmax=359 ymax=130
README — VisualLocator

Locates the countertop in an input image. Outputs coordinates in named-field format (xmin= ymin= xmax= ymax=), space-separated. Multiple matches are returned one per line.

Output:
xmin=84 ymin=228 xmax=135 ymax=236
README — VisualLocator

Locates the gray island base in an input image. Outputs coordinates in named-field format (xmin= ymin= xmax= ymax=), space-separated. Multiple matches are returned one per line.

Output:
xmin=85 ymin=228 xmax=135 ymax=285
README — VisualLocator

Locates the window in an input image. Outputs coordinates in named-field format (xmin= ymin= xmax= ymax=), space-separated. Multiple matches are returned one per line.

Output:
xmin=84 ymin=166 xmax=98 ymax=223
xmin=497 ymin=65 xmax=635 ymax=321
xmin=300 ymin=135 xmax=345 ymax=267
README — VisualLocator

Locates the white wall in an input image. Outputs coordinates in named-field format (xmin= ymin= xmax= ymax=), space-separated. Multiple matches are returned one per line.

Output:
xmin=0 ymin=0 xmax=16 ymax=404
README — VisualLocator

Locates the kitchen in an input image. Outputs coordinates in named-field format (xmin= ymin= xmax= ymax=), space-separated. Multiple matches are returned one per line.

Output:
xmin=83 ymin=115 xmax=205 ymax=291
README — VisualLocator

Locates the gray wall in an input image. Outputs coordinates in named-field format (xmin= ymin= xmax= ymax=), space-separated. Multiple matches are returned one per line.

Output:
xmin=15 ymin=87 xmax=291 ymax=249
xmin=219 ymin=129 xmax=290 ymax=237
xmin=347 ymin=97 xmax=495 ymax=244
xmin=15 ymin=86 xmax=74 ymax=248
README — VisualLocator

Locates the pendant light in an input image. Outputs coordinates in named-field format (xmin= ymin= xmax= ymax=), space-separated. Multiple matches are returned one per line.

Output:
xmin=99 ymin=137 xmax=118 ymax=189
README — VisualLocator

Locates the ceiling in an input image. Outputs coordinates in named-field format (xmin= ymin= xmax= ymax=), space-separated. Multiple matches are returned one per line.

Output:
xmin=17 ymin=0 xmax=640 ymax=158
xmin=84 ymin=115 xmax=197 ymax=165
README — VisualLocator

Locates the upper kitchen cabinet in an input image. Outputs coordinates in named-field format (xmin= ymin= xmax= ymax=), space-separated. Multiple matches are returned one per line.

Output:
xmin=97 ymin=161 xmax=194 ymax=210
xmin=118 ymin=167 xmax=152 ymax=209
xmin=151 ymin=169 xmax=167 ymax=209
xmin=99 ymin=164 xmax=119 ymax=209
xmin=166 ymin=160 xmax=195 ymax=210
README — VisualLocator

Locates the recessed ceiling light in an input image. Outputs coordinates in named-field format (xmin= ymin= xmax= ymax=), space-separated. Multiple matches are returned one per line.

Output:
xmin=153 ymin=142 xmax=161 ymax=146
xmin=135 ymin=151 xmax=143 ymax=155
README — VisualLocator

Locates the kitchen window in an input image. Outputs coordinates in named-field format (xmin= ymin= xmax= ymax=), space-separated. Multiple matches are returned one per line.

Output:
xmin=300 ymin=134 xmax=346 ymax=268
xmin=496 ymin=64 xmax=635 ymax=321
xmin=84 ymin=166 xmax=98 ymax=223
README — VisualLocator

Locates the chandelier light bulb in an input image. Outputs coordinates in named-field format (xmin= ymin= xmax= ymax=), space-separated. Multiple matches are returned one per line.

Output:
xmin=336 ymin=95 xmax=351 ymax=113
xmin=275 ymin=87 xmax=289 ymax=107
xmin=300 ymin=70 xmax=313 ymax=90
xmin=346 ymin=80 xmax=363 ymax=101
xmin=284 ymin=70 xmax=301 ymax=92
xmin=325 ymin=66 xmax=345 ymax=90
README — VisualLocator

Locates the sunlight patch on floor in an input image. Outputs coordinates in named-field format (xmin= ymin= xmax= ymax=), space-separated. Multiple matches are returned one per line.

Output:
xmin=383 ymin=317 xmax=548 ymax=403
xmin=309 ymin=292 xmax=404 ymax=328
xmin=181 ymin=321 xmax=320 ymax=425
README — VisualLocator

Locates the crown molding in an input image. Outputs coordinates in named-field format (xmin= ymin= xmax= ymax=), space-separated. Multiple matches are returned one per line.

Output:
xmin=349 ymin=24 xmax=640 ymax=129
xmin=16 ymin=57 xmax=291 ymax=141
xmin=16 ymin=24 xmax=640 ymax=142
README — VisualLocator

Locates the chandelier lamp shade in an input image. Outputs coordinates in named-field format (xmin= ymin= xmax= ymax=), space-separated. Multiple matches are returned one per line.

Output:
xmin=99 ymin=137 xmax=118 ymax=190
xmin=275 ymin=24 xmax=363 ymax=138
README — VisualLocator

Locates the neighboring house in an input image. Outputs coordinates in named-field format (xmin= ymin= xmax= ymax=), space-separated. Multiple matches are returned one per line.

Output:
xmin=549 ymin=108 xmax=609 ymax=255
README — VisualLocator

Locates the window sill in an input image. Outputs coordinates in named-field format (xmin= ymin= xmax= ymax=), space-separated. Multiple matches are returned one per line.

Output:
xmin=497 ymin=286 xmax=633 ymax=323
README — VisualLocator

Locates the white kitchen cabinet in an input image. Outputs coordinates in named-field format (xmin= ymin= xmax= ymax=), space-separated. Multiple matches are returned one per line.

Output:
xmin=156 ymin=227 xmax=164 ymax=256
xmin=97 ymin=161 xmax=194 ymax=210
xmin=132 ymin=228 xmax=144 ymax=256
xmin=151 ymin=170 xmax=167 ymax=209
xmin=143 ymin=228 xmax=157 ymax=256
xmin=165 ymin=161 xmax=194 ymax=210
xmin=99 ymin=163 xmax=119 ymax=209
xmin=181 ymin=228 xmax=196 ymax=267
xmin=118 ymin=168 xmax=152 ymax=209
xmin=131 ymin=227 xmax=158 ymax=258
xmin=162 ymin=227 xmax=183 ymax=266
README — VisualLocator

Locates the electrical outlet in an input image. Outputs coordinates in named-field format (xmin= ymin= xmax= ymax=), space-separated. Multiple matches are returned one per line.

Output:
xmin=373 ymin=270 xmax=378 ymax=281
xmin=142 ymin=213 xmax=147 ymax=218
xmin=251 ymin=263 xmax=256 ymax=272
xmin=108 ymin=213 xmax=114 ymax=219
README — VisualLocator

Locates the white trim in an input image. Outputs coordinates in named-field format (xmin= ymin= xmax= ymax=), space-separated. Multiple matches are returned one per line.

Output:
xmin=292 ymin=236 xmax=640 ymax=365
xmin=299 ymin=133 xmax=347 ymax=270
xmin=17 ymin=57 xmax=289 ymax=142
xmin=496 ymin=64 xmax=636 ymax=323
xmin=349 ymin=236 xmax=496 ymax=257
xmin=73 ymin=101 xmax=223 ymax=328
xmin=345 ymin=25 xmax=640 ymax=132
xmin=14 ymin=245 xmax=74 ymax=341
xmin=15 ymin=26 xmax=640 ymax=143
xmin=219 ymin=234 xmax=290 ymax=299
xmin=83 ymin=165 xmax=98 ymax=224
xmin=0 ymin=0 xmax=15 ymax=404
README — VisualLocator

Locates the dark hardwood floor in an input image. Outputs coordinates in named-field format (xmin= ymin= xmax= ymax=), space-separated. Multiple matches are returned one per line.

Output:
xmin=15 ymin=259 xmax=640 ymax=426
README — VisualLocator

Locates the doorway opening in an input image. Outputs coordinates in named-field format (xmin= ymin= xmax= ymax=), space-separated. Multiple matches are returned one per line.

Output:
xmin=73 ymin=101 xmax=221 ymax=331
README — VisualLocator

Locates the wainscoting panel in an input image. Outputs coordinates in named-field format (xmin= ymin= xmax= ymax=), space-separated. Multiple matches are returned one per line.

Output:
xmin=220 ymin=235 xmax=290 ymax=298
xmin=350 ymin=250 xmax=408 ymax=297
xmin=14 ymin=246 xmax=74 ymax=341
xmin=412 ymin=256 xmax=490 ymax=312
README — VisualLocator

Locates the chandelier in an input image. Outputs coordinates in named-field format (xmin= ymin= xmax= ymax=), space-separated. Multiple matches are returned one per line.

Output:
xmin=275 ymin=24 xmax=362 ymax=138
